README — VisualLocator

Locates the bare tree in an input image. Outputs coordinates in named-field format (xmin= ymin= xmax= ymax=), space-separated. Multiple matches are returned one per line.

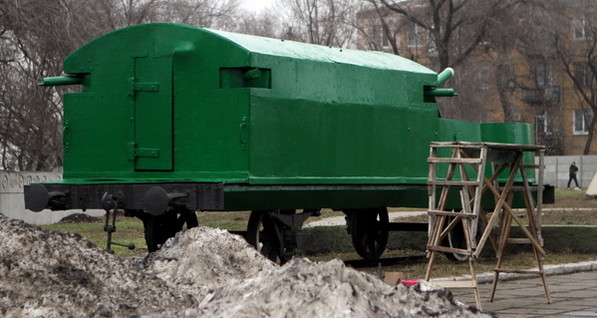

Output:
xmin=353 ymin=1 xmax=403 ymax=54
xmin=374 ymin=0 xmax=533 ymax=70
xmin=478 ymin=2 xmax=548 ymax=123
xmin=153 ymin=0 xmax=241 ymax=29
xmin=551 ymin=1 xmax=597 ymax=154
xmin=357 ymin=0 xmax=544 ymax=120
xmin=234 ymin=10 xmax=282 ymax=38
xmin=0 ymin=0 xmax=99 ymax=170
xmin=278 ymin=0 xmax=361 ymax=47
xmin=0 ymin=0 xmax=242 ymax=171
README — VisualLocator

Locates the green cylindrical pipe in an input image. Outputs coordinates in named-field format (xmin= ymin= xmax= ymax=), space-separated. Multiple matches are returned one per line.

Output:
xmin=425 ymin=88 xmax=457 ymax=97
xmin=243 ymin=68 xmax=261 ymax=81
xmin=38 ymin=76 xmax=84 ymax=86
xmin=436 ymin=67 xmax=454 ymax=86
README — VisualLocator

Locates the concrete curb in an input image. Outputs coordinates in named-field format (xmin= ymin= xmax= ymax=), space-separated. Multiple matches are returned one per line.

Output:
xmin=304 ymin=208 xmax=596 ymax=228
xmin=432 ymin=260 xmax=597 ymax=284
xmin=304 ymin=211 xmax=427 ymax=228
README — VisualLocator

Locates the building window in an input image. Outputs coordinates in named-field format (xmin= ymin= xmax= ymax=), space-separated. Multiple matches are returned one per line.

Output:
xmin=478 ymin=65 xmax=491 ymax=90
xmin=372 ymin=24 xmax=390 ymax=49
xmin=574 ymin=62 xmax=594 ymax=87
xmin=372 ymin=24 xmax=381 ymax=47
xmin=535 ymin=110 xmax=550 ymax=135
xmin=407 ymin=24 xmax=420 ymax=47
xmin=573 ymin=19 xmax=588 ymax=41
xmin=573 ymin=108 xmax=593 ymax=135
xmin=535 ymin=64 xmax=553 ymax=88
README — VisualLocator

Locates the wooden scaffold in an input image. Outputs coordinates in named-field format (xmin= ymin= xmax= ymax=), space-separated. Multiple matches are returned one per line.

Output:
xmin=424 ymin=141 xmax=551 ymax=310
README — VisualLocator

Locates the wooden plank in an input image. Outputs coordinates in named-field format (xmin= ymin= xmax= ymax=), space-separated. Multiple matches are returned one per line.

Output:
xmin=427 ymin=180 xmax=481 ymax=186
xmin=474 ymin=157 xmax=520 ymax=258
xmin=384 ymin=272 xmax=403 ymax=285
xmin=429 ymin=142 xmax=484 ymax=149
xmin=427 ymin=157 xmax=483 ymax=164
xmin=470 ymin=146 xmax=487 ymax=247
xmin=536 ymin=149 xmax=545 ymax=246
xmin=428 ymin=146 xmax=437 ymax=214
xmin=427 ymin=210 xmax=477 ymax=218
xmin=458 ymin=188 xmax=475 ymax=251
xmin=430 ymin=141 xmax=545 ymax=151
xmin=506 ymin=209 xmax=546 ymax=257
xmin=427 ymin=245 xmax=471 ymax=255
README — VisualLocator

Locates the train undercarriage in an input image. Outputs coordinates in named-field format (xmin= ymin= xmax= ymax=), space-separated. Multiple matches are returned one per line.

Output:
xmin=25 ymin=182 xmax=434 ymax=262
xmin=27 ymin=177 xmax=551 ymax=262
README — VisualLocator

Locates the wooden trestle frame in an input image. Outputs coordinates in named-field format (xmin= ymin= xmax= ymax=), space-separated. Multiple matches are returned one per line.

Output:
xmin=424 ymin=141 xmax=551 ymax=310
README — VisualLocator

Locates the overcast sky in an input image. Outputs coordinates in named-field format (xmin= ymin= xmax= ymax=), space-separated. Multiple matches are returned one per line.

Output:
xmin=240 ymin=0 xmax=276 ymax=12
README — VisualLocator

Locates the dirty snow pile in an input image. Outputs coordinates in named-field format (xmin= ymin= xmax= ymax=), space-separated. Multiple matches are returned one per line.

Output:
xmin=184 ymin=258 xmax=492 ymax=318
xmin=0 ymin=216 xmax=194 ymax=317
xmin=0 ymin=214 xmax=493 ymax=317
xmin=147 ymin=229 xmax=492 ymax=318
xmin=144 ymin=226 xmax=277 ymax=299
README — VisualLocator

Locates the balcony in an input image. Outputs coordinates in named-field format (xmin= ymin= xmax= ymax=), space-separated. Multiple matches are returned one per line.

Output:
xmin=521 ymin=86 xmax=561 ymax=105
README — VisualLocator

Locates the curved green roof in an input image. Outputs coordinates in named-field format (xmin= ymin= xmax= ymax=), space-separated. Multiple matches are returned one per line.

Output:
xmin=65 ymin=23 xmax=436 ymax=75
xmin=209 ymin=28 xmax=435 ymax=74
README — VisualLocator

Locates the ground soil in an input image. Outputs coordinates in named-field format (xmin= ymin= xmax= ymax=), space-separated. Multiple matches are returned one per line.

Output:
xmin=59 ymin=213 xmax=102 ymax=223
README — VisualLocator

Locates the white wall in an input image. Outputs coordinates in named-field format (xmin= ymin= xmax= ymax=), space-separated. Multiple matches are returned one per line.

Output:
xmin=540 ymin=155 xmax=597 ymax=188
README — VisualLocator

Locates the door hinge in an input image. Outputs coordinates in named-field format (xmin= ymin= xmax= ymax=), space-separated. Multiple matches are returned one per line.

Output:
xmin=128 ymin=143 xmax=160 ymax=159
xmin=133 ymin=82 xmax=160 ymax=92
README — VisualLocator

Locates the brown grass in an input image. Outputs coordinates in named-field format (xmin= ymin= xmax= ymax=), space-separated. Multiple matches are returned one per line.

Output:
xmin=309 ymin=188 xmax=597 ymax=279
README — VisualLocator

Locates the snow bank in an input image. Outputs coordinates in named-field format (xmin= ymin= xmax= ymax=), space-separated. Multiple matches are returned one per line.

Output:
xmin=0 ymin=215 xmax=492 ymax=317
xmin=0 ymin=216 xmax=193 ymax=317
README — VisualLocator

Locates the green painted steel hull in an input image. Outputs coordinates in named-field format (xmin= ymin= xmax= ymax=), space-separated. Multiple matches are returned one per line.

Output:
xmin=36 ymin=23 xmax=534 ymax=211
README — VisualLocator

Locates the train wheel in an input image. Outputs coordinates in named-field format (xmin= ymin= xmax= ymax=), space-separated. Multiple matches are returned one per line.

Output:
xmin=444 ymin=217 xmax=468 ymax=261
xmin=246 ymin=210 xmax=293 ymax=264
xmin=348 ymin=207 xmax=389 ymax=260
xmin=443 ymin=216 xmax=484 ymax=262
xmin=141 ymin=208 xmax=198 ymax=253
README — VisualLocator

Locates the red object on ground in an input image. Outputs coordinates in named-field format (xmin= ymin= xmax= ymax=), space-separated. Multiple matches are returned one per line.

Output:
xmin=401 ymin=280 xmax=419 ymax=286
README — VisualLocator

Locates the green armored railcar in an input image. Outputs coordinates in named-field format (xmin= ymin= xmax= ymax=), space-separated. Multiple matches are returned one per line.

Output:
xmin=25 ymin=23 xmax=534 ymax=260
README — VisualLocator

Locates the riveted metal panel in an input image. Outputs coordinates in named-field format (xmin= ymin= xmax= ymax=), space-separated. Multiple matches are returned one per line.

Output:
xmin=133 ymin=56 xmax=173 ymax=171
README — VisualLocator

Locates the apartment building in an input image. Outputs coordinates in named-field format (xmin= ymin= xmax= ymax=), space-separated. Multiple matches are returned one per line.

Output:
xmin=357 ymin=0 xmax=596 ymax=155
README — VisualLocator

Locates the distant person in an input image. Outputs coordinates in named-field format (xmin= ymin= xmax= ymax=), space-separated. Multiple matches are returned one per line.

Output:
xmin=567 ymin=161 xmax=579 ymax=189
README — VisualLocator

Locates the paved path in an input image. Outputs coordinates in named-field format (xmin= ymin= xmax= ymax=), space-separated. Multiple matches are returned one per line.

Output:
xmin=449 ymin=269 xmax=597 ymax=317
xmin=306 ymin=210 xmax=597 ymax=316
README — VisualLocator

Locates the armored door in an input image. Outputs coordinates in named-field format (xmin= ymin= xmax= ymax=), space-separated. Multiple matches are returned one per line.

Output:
xmin=132 ymin=56 xmax=173 ymax=171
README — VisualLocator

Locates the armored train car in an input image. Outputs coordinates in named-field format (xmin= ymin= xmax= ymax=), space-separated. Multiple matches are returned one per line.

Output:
xmin=25 ymin=23 xmax=534 ymax=261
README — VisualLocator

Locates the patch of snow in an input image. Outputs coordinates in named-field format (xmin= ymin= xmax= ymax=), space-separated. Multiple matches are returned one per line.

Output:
xmin=0 ymin=215 xmax=491 ymax=317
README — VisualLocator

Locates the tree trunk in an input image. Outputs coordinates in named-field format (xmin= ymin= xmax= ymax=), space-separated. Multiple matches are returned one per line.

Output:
xmin=583 ymin=112 xmax=597 ymax=155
